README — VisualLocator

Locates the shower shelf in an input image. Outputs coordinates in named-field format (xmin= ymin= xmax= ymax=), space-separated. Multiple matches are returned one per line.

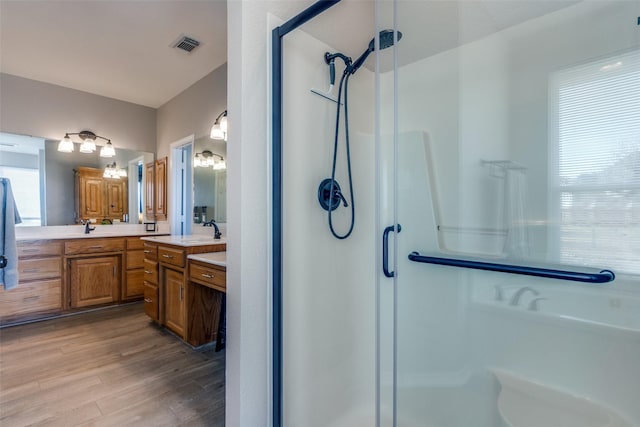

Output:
xmin=407 ymin=252 xmax=615 ymax=283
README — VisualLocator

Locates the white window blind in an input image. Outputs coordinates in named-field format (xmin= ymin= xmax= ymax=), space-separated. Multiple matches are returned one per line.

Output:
xmin=554 ymin=49 xmax=640 ymax=275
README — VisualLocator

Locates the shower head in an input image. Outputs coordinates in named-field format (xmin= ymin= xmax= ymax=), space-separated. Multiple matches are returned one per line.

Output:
xmin=350 ymin=29 xmax=403 ymax=74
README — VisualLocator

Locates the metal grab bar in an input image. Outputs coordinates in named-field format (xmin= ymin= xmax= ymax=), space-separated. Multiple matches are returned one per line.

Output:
xmin=408 ymin=252 xmax=615 ymax=283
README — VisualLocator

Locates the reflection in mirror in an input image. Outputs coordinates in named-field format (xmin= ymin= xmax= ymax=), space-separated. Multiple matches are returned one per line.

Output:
xmin=0 ymin=131 xmax=154 ymax=226
xmin=193 ymin=136 xmax=226 ymax=225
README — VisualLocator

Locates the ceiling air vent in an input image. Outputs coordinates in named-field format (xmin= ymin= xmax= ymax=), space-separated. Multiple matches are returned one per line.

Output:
xmin=173 ymin=36 xmax=200 ymax=53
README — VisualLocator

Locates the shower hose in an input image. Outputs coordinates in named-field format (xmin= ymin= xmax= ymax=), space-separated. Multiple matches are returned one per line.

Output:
xmin=328 ymin=70 xmax=355 ymax=239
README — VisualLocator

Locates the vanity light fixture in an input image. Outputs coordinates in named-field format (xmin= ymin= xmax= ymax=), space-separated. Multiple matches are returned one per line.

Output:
xmin=103 ymin=162 xmax=127 ymax=179
xmin=57 ymin=130 xmax=114 ymax=156
xmin=194 ymin=150 xmax=226 ymax=170
xmin=100 ymin=140 xmax=116 ymax=158
xmin=210 ymin=110 xmax=227 ymax=141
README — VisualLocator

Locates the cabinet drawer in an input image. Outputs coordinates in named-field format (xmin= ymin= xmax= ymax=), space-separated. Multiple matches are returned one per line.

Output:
xmin=143 ymin=282 xmax=159 ymax=322
xmin=65 ymin=238 xmax=125 ymax=255
xmin=143 ymin=243 xmax=158 ymax=261
xmin=18 ymin=257 xmax=61 ymax=281
xmin=127 ymin=238 xmax=145 ymax=250
xmin=143 ymin=259 xmax=158 ymax=284
xmin=124 ymin=269 xmax=145 ymax=300
xmin=17 ymin=241 xmax=63 ymax=258
xmin=189 ymin=263 xmax=226 ymax=292
xmin=127 ymin=250 xmax=145 ymax=270
xmin=158 ymin=246 xmax=185 ymax=268
xmin=0 ymin=279 xmax=62 ymax=318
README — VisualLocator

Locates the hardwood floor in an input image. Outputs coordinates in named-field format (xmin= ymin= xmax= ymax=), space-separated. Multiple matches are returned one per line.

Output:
xmin=0 ymin=303 xmax=225 ymax=426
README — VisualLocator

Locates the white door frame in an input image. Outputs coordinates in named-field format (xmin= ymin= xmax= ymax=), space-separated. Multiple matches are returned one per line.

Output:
xmin=170 ymin=135 xmax=195 ymax=235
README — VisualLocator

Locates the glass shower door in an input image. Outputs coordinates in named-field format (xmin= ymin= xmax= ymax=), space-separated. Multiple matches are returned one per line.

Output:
xmin=390 ymin=1 xmax=640 ymax=426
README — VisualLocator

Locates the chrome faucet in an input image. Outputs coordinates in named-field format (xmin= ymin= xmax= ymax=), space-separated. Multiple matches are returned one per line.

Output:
xmin=84 ymin=220 xmax=96 ymax=234
xmin=203 ymin=220 xmax=222 ymax=240
xmin=509 ymin=286 xmax=539 ymax=306
xmin=528 ymin=297 xmax=547 ymax=311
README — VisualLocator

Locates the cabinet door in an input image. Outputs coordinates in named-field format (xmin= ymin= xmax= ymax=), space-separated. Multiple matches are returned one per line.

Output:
xmin=80 ymin=177 xmax=104 ymax=218
xmin=164 ymin=268 xmax=185 ymax=337
xmin=106 ymin=179 xmax=127 ymax=219
xmin=70 ymin=256 xmax=119 ymax=308
xmin=145 ymin=162 xmax=155 ymax=220
xmin=154 ymin=157 xmax=167 ymax=221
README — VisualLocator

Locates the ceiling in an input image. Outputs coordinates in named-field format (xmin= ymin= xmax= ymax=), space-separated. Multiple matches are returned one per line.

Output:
xmin=0 ymin=0 xmax=227 ymax=109
xmin=0 ymin=0 xmax=577 ymax=109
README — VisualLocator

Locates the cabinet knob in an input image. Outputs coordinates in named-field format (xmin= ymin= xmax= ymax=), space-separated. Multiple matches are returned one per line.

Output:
xmin=201 ymin=273 xmax=214 ymax=279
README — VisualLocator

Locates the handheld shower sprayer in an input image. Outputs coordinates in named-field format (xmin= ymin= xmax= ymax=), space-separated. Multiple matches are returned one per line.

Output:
xmin=318 ymin=29 xmax=403 ymax=239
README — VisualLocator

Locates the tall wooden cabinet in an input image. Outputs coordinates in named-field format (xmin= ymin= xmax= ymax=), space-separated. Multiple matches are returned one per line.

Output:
xmin=75 ymin=167 xmax=128 ymax=223
xmin=145 ymin=157 xmax=167 ymax=221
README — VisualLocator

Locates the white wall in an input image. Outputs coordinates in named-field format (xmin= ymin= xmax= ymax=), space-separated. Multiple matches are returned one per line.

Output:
xmin=226 ymin=1 xmax=271 ymax=425
xmin=280 ymin=23 xmax=375 ymax=426
xmin=156 ymin=63 xmax=227 ymax=233
xmin=0 ymin=73 xmax=156 ymax=153
xmin=156 ymin=63 xmax=227 ymax=159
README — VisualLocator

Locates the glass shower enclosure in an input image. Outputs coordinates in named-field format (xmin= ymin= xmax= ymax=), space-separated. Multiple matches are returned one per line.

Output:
xmin=272 ymin=0 xmax=640 ymax=426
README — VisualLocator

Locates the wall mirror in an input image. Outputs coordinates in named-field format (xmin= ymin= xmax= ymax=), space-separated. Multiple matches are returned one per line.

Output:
xmin=192 ymin=135 xmax=226 ymax=225
xmin=0 ymin=131 xmax=154 ymax=226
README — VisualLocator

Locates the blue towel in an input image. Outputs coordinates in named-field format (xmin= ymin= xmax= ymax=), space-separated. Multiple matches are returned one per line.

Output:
xmin=1 ymin=178 xmax=22 ymax=290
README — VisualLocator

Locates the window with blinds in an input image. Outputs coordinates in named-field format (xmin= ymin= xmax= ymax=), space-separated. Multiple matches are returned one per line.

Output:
xmin=0 ymin=166 xmax=42 ymax=226
xmin=552 ymin=49 xmax=640 ymax=276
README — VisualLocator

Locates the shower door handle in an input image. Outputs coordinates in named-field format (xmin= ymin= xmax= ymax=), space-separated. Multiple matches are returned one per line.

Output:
xmin=383 ymin=224 xmax=401 ymax=278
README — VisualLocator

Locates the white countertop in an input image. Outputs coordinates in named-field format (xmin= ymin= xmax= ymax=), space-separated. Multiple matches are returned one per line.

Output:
xmin=140 ymin=235 xmax=226 ymax=248
xmin=188 ymin=252 xmax=227 ymax=267
xmin=16 ymin=224 xmax=168 ymax=241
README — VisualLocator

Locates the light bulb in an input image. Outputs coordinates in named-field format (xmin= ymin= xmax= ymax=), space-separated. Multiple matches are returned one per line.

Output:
xmin=58 ymin=135 xmax=74 ymax=152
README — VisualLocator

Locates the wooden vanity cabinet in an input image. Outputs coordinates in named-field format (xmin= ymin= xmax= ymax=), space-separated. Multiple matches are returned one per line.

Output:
xmin=145 ymin=241 xmax=225 ymax=343
xmin=144 ymin=157 xmax=167 ymax=221
xmin=0 ymin=240 xmax=63 ymax=323
xmin=2 ymin=236 xmax=163 ymax=326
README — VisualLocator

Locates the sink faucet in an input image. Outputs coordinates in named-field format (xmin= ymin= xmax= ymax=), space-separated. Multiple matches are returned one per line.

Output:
xmin=84 ymin=220 xmax=96 ymax=234
xmin=509 ymin=286 xmax=539 ymax=306
xmin=203 ymin=220 xmax=222 ymax=240
xmin=528 ymin=297 xmax=548 ymax=311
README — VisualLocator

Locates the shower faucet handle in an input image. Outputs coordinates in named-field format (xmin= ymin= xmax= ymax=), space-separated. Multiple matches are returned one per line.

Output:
xmin=334 ymin=189 xmax=348 ymax=207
